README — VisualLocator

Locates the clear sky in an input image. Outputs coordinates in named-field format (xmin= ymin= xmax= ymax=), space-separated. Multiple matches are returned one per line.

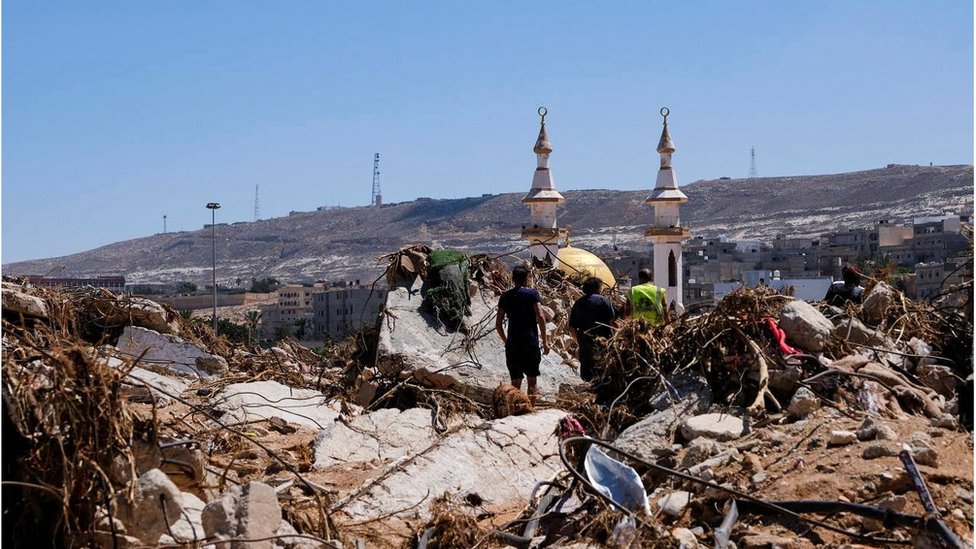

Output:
xmin=3 ymin=1 xmax=973 ymax=263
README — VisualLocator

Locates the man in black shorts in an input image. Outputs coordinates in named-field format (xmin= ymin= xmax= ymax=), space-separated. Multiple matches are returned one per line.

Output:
xmin=496 ymin=264 xmax=550 ymax=401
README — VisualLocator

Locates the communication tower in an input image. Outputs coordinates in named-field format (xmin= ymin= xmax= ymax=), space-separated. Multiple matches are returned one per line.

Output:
xmin=253 ymin=184 xmax=261 ymax=221
xmin=749 ymin=147 xmax=758 ymax=178
xmin=371 ymin=153 xmax=382 ymax=206
xmin=163 ymin=214 xmax=167 ymax=234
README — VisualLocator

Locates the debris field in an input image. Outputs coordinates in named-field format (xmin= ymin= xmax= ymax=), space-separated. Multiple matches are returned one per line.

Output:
xmin=1 ymin=245 xmax=973 ymax=548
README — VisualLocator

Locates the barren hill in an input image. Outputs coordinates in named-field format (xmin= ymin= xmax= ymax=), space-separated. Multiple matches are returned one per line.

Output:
xmin=5 ymin=164 xmax=972 ymax=285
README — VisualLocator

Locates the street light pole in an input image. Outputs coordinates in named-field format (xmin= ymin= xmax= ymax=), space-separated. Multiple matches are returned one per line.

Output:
xmin=206 ymin=202 xmax=221 ymax=334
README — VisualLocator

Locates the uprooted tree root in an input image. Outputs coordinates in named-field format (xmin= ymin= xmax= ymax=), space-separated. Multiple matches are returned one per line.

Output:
xmin=3 ymin=320 xmax=137 ymax=548
xmin=414 ymin=495 xmax=492 ymax=549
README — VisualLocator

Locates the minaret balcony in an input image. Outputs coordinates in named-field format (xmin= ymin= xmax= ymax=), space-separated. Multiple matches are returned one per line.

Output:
xmin=522 ymin=226 xmax=569 ymax=240
xmin=645 ymin=226 xmax=691 ymax=238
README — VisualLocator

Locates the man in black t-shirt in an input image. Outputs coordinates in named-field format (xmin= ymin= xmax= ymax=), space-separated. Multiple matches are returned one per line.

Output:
xmin=569 ymin=277 xmax=616 ymax=381
xmin=496 ymin=265 xmax=550 ymax=400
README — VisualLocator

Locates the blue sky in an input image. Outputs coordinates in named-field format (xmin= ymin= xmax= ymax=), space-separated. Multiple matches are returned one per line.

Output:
xmin=3 ymin=1 xmax=973 ymax=263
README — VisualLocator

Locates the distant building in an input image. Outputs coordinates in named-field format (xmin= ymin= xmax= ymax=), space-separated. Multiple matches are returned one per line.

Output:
xmin=312 ymin=286 xmax=387 ymax=340
xmin=24 ymin=275 xmax=126 ymax=294
xmin=259 ymin=283 xmax=325 ymax=338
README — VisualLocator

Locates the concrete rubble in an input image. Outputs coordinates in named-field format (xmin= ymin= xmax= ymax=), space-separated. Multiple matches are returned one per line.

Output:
xmin=2 ymin=252 xmax=973 ymax=549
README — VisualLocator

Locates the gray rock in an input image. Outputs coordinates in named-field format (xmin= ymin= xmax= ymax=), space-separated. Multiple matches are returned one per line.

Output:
xmin=116 ymin=326 xmax=228 ymax=378
xmin=649 ymin=375 xmax=713 ymax=412
xmin=862 ymin=442 xmax=900 ymax=459
xmin=787 ymin=387 xmax=820 ymax=418
xmin=828 ymin=430 xmax=857 ymax=446
xmin=162 ymin=491 xmax=206 ymax=544
xmin=878 ymin=494 xmax=908 ymax=512
xmin=376 ymin=278 xmax=580 ymax=404
xmin=203 ymin=481 xmax=282 ymax=549
xmin=681 ymin=414 xmax=748 ymax=442
xmin=910 ymin=446 xmax=939 ymax=466
xmin=857 ymin=417 xmax=881 ymax=440
xmin=862 ymin=282 xmax=894 ymax=326
xmin=656 ymin=491 xmax=691 ymax=517
xmin=115 ymin=468 xmax=183 ymax=544
xmin=778 ymin=300 xmax=833 ymax=352
xmin=613 ymin=377 xmax=714 ymax=461
xmin=671 ymin=527 xmax=700 ymax=549
xmin=680 ymin=438 xmax=725 ymax=469
xmin=768 ymin=365 xmax=802 ymax=395
xmin=832 ymin=317 xmax=895 ymax=347
xmin=876 ymin=424 xmax=898 ymax=440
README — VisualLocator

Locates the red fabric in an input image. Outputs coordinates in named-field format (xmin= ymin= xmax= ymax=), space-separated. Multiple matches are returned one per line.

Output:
xmin=764 ymin=316 xmax=799 ymax=355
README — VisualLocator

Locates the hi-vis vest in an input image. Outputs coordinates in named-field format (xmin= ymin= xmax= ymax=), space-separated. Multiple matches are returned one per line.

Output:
xmin=629 ymin=283 xmax=666 ymax=324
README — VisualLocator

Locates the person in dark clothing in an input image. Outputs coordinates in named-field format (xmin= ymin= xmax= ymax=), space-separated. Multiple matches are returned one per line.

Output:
xmin=824 ymin=264 xmax=865 ymax=306
xmin=569 ymin=277 xmax=616 ymax=381
xmin=496 ymin=265 xmax=549 ymax=400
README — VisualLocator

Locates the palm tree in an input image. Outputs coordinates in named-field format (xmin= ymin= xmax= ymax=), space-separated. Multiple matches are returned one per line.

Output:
xmin=245 ymin=309 xmax=262 ymax=345
xmin=293 ymin=318 xmax=309 ymax=341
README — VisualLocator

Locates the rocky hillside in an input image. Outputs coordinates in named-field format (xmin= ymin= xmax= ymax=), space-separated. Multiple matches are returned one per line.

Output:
xmin=5 ymin=164 xmax=972 ymax=285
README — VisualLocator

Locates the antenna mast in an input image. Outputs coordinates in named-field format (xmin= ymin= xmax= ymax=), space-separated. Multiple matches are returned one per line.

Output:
xmin=371 ymin=153 xmax=382 ymax=207
xmin=163 ymin=214 xmax=167 ymax=234
xmin=749 ymin=147 xmax=758 ymax=178
xmin=253 ymin=184 xmax=261 ymax=221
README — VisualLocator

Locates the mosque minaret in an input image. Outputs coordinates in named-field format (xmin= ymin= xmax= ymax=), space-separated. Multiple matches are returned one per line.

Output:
xmin=645 ymin=107 xmax=690 ymax=312
xmin=522 ymin=107 xmax=568 ymax=264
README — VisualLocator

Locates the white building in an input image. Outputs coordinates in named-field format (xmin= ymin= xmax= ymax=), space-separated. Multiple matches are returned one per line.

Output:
xmin=521 ymin=107 xmax=568 ymax=263
xmin=645 ymin=107 xmax=690 ymax=311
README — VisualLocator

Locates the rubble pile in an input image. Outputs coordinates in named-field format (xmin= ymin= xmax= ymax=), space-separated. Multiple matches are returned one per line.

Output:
xmin=1 ymin=244 xmax=973 ymax=548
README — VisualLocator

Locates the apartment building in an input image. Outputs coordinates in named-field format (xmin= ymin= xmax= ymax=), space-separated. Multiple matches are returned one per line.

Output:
xmin=312 ymin=286 xmax=388 ymax=341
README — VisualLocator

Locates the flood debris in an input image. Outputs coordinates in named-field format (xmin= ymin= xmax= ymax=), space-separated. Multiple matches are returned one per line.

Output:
xmin=2 ymin=245 xmax=972 ymax=548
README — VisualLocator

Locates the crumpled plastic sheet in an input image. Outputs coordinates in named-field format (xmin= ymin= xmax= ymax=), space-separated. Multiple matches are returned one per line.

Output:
xmin=584 ymin=445 xmax=651 ymax=516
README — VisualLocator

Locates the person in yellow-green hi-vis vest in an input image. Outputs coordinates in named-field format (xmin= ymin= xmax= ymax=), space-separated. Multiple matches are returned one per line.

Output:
xmin=625 ymin=268 xmax=667 ymax=325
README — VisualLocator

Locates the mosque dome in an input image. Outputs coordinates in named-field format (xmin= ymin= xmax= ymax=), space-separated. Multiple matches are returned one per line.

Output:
xmin=555 ymin=246 xmax=617 ymax=288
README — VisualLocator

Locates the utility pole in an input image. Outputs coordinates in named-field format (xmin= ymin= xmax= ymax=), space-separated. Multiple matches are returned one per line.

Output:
xmin=371 ymin=153 xmax=382 ymax=206
xmin=749 ymin=147 xmax=758 ymax=178
xmin=206 ymin=202 xmax=221 ymax=334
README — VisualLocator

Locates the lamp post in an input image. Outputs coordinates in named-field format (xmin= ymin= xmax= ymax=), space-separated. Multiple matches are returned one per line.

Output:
xmin=206 ymin=202 xmax=221 ymax=333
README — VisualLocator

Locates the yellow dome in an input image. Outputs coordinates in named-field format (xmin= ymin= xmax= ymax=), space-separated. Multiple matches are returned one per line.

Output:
xmin=555 ymin=246 xmax=616 ymax=288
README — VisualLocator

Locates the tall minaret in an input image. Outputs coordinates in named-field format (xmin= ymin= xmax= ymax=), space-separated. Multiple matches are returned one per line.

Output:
xmin=645 ymin=107 xmax=690 ymax=311
xmin=522 ymin=107 xmax=567 ymax=263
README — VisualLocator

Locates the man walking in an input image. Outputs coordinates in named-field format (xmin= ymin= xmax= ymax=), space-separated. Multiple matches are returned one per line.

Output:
xmin=496 ymin=265 xmax=549 ymax=401
xmin=625 ymin=268 xmax=667 ymax=325
xmin=569 ymin=277 xmax=615 ymax=381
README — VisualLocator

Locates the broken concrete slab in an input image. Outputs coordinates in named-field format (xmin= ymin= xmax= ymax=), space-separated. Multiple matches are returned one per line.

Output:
xmin=116 ymin=326 xmax=228 ymax=378
xmin=2 ymin=284 xmax=49 ymax=319
xmin=613 ymin=376 xmax=714 ymax=461
xmin=376 ymin=278 xmax=582 ymax=404
xmin=778 ymin=300 xmax=832 ymax=352
xmin=333 ymin=409 xmax=567 ymax=528
xmin=314 ymin=407 xmax=440 ymax=469
xmin=214 ymin=381 xmax=341 ymax=430
xmin=94 ymin=294 xmax=181 ymax=334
